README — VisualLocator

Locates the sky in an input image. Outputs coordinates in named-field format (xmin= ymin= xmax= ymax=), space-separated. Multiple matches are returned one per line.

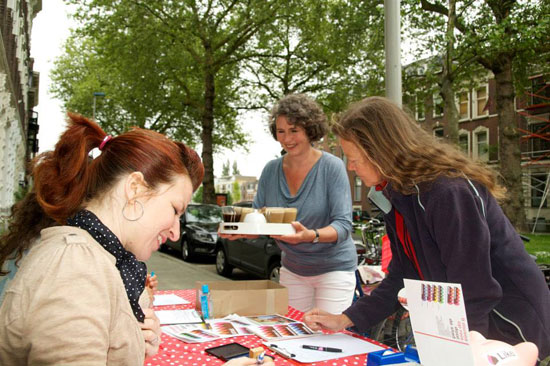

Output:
xmin=29 ymin=0 xmax=281 ymax=179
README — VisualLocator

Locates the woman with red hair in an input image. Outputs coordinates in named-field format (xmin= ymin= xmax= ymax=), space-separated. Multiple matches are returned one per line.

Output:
xmin=0 ymin=113 xmax=204 ymax=364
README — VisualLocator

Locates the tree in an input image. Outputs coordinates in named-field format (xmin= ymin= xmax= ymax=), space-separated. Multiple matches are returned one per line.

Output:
xmin=231 ymin=181 xmax=241 ymax=203
xmin=232 ymin=161 xmax=240 ymax=176
xmin=61 ymin=0 xmax=289 ymax=204
xmin=415 ymin=0 xmax=550 ymax=230
xmin=240 ymin=0 xmax=386 ymax=114
xmin=222 ymin=160 xmax=230 ymax=177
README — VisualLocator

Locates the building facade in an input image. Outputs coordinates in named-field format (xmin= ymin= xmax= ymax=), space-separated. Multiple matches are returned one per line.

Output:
xmin=215 ymin=175 xmax=259 ymax=203
xmin=0 ymin=0 xmax=41 ymax=223
xmin=320 ymin=71 xmax=550 ymax=229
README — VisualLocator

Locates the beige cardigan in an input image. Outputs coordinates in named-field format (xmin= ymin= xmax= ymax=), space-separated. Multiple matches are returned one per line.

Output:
xmin=0 ymin=226 xmax=145 ymax=365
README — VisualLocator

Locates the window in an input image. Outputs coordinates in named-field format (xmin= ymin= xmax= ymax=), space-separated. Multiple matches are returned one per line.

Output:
xmin=433 ymin=127 xmax=444 ymax=139
xmin=416 ymin=94 xmax=425 ymax=121
xmin=473 ymin=127 xmax=489 ymax=161
xmin=473 ymin=85 xmax=489 ymax=118
xmin=458 ymin=130 xmax=470 ymax=155
xmin=433 ymin=93 xmax=444 ymax=118
xmin=530 ymin=76 xmax=550 ymax=106
xmin=531 ymin=173 xmax=548 ymax=208
xmin=457 ymin=91 xmax=470 ymax=120
xmin=528 ymin=121 xmax=550 ymax=158
xmin=354 ymin=176 xmax=362 ymax=202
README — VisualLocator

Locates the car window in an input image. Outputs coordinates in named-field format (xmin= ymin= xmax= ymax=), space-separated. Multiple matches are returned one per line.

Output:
xmin=186 ymin=205 xmax=223 ymax=223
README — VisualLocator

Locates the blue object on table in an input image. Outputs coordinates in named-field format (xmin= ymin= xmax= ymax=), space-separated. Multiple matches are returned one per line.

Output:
xmin=403 ymin=345 xmax=420 ymax=363
xmin=366 ymin=349 xmax=406 ymax=366
xmin=366 ymin=345 xmax=421 ymax=366
xmin=200 ymin=284 xmax=212 ymax=319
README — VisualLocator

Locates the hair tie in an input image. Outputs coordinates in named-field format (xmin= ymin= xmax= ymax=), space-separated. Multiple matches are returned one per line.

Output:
xmin=99 ymin=135 xmax=112 ymax=151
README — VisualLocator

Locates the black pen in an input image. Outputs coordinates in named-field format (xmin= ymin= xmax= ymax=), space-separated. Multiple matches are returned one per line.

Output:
xmin=302 ymin=345 xmax=342 ymax=353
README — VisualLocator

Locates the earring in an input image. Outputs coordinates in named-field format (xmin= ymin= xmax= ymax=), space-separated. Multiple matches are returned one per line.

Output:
xmin=122 ymin=200 xmax=144 ymax=221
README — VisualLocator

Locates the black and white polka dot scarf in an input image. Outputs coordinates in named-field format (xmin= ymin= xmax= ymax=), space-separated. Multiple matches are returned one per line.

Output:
xmin=67 ymin=209 xmax=147 ymax=322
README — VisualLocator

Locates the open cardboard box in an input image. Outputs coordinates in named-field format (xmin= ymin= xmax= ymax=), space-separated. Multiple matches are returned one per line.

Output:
xmin=195 ymin=280 xmax=288 ymax=318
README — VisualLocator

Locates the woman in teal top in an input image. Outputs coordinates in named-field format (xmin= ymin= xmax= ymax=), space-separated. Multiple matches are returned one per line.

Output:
xmin=253 ymin=94 xmax=357 ymax=314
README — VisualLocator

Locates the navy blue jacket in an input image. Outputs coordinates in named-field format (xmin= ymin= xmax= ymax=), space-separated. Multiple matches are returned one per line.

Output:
xmin=344 ymin=176 xmax=550 ymax=359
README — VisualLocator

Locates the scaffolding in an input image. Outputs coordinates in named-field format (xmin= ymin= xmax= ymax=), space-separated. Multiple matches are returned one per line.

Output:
xmin=516 ymin=75 xmax=550 ymax=232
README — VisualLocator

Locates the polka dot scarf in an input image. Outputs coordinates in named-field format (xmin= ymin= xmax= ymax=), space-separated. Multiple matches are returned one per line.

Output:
xmin=67 ymin=210 xmax=146 ymax=322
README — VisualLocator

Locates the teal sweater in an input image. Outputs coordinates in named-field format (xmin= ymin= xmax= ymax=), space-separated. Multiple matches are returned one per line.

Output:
xmin=254 ymin=151 xmax=357 ymax=276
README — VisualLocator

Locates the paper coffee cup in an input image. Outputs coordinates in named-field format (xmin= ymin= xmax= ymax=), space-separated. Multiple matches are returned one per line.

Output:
xmin=283 ymin=208 xmax=298 ymax=223
xmin=265 ymin=207 xmax=285 ymax=223
xmin=239 ymin=207 xmax=254 ymax=222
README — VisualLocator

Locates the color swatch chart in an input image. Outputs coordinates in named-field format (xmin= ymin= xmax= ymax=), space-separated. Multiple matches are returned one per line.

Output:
xmin=421 ymin=283 xmax=461 ymax=305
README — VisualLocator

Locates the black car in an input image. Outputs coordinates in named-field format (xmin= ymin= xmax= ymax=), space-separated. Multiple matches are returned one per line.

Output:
xmin=215 ymin=201 xmax=282 ymax=282
xmin=162 ymin=203 xmax=222 ymax=261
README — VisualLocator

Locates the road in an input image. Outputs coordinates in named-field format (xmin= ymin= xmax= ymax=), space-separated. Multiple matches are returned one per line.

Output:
xmin=144 ymin=247 xmax=260 ymax=290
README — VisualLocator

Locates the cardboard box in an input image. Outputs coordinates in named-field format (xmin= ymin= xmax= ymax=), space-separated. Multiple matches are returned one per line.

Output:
xmin=195 ymin=280 xmax=288 ymax=318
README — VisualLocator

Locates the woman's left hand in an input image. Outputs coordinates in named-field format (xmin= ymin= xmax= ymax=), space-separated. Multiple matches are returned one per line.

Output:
xmin=271 ymin=221 xmax=314 ymax=244
xmin=141 ymin=308 xmax=161 ymax=358
xmin=146 ymin=273 xmax=158 ymax=292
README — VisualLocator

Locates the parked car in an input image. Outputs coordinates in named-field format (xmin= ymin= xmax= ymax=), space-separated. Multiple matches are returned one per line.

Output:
xmin=215 ymin=201 xmax=282 ymax=282
xmin=162 ymin=203 xmax=222 ymax=262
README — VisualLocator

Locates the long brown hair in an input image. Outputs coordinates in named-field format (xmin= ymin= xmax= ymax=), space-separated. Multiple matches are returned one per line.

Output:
xmin=332 ymin=96 xmax=505 ymax=199
xmin=1 ymin=112 xmax=204 ymax=275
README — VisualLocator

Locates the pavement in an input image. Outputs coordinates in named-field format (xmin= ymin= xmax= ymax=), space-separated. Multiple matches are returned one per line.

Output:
xmin=144 ymin=248 xmax=260 ymax=290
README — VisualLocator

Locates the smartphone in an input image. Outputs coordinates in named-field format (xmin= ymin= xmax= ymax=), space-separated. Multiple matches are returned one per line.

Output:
xmin=205 ymin=342 xmax=250 ymax=361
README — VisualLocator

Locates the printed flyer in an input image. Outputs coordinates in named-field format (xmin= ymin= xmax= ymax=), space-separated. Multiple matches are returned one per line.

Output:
xmin=404 ymin=279 xmax=474 ymax=366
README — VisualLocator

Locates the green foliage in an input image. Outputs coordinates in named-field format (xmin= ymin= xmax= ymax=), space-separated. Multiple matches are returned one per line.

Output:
xmin=192 ymin=186 xmax=203 ymax=203
xmin=222 ymin=161 xmax=230 ymax=177
xmin=231 ymin=181 xmax=241 ymax=203
xmin=232 ymin=161 xmax=240 ymax=176
xmin=13 ymin=184 xmax=30 ymax=203
xmin=226 ymin=192 xmax=233 ymax=206
xmin=240 ymin=0 xmax=386 ymax=114
xmin=521 ymin=233 xmax=550 ymax=264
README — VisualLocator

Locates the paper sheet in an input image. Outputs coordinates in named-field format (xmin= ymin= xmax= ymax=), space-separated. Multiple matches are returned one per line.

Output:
xmin=153 ymin=293 xmax=190 ymax=306
xmin=156 ymin=309 xmax=203 ymax=325
xmin=263 ymin=333 xmax=385 ymax=363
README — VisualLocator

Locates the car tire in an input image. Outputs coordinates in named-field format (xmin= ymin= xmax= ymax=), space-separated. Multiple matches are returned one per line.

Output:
xmin=215 ymin=246 xmax=233 ymax=277
xmin=181 ymin=238 xmax=193 ymax=262
xmin=267 ymin=262 xmax=280 ymax=283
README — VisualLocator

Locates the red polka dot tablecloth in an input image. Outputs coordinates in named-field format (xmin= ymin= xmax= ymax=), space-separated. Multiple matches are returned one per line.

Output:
xmin=145 ymin=289 xmax=388 ymax=366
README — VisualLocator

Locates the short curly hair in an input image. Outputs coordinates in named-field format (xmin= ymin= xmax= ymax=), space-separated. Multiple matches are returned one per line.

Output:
xmin=268 ymin=94 xmax=328 ymax=142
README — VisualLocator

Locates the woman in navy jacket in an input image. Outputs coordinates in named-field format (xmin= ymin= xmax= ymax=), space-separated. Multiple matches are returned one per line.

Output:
xmin=303 ymin=96 xmax=550 ymax=362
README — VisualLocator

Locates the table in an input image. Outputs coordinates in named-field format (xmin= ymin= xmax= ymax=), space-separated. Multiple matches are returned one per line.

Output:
xmin=145 ymin=289 xmax=388 ymax=366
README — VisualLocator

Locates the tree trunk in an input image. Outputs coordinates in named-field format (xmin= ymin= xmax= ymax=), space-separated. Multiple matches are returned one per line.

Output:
xmin=441 ymin=0 xmax=458 ymax=144
xmin=441 ymin=77 xmax=459 ymax=143
xmin=494 ymin=58 xmax=527 ymax=231
xmin=201 ymin=70 xmax=216 ymax=204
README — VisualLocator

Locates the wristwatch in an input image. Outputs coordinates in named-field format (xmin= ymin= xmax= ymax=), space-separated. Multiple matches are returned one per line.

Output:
xmin=312 ymin=229 xmax=320 ymax=243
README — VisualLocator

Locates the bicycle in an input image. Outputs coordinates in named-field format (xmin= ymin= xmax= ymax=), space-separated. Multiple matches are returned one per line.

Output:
xmin=354 ymin=218 xmax=386 ymax=265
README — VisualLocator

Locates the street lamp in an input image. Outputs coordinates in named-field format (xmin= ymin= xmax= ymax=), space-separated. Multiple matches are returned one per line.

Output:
xmin=92 ymin=91 xmax=106 ymax=120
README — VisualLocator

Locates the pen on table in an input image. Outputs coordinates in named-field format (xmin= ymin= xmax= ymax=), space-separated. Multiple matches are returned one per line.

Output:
xmin=302 ymin=345 xmax=342 ymax=353
xmin=269 ymin=344 xmax=295 ymax=358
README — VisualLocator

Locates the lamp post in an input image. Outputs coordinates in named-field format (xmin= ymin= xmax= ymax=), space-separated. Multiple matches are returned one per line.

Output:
xmin=92 ymin=91 xmax=106 ymax=120
xmin=384 ymin=0 xmax=402 ymax=107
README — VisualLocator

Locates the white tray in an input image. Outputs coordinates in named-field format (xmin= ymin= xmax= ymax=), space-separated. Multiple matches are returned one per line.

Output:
xmin=218 ymin=222 xmax=296 ymax=235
